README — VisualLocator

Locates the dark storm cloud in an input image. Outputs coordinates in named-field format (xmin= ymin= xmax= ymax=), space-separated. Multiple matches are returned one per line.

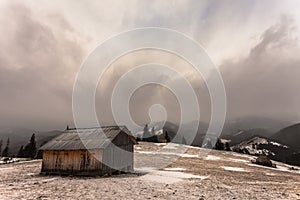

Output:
xmin=0 ymin=1 xmax=300 ymax=131
xmin=221 ymin=16 xmax=300 ymax=121
xmin=0 ymin=4 xmax=86 ymax=130
xmin=94 ymin=15 xmax=300 ymax=127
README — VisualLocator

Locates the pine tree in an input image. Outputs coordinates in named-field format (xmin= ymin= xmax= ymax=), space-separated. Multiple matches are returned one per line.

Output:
xmin=23 ymin=133 xmax=37 ymax=158
xmin=2 ymin=138 xmax=10 ymax=157
xmin=36 ymin=141 xmax=48 ymax=159
xmin=142 ymin=124 xmax=151 ymax=141
xmin=165 ymin=131 xmax=170 ymax=143
xmin=151 ymin=127 xmax=155 ymax=136
xmin=225 ymin=142 xmax=231 ymax=151
xmin=214 ymin=138 xmax=224 ymax=150
xmin=17 ymin=145 xmax=24 ymax=158
xmin=0 ymin=139 xmax=2 ymax=157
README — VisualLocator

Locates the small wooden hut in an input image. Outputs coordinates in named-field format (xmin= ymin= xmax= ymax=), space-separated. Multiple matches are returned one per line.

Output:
xmin=39 ymin=126 xmax=137 ymax=176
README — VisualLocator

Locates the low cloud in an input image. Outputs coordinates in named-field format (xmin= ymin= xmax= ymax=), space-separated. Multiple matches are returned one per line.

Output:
xmin=0 ymin=4 xmax=87 ymax=130
xmin=0 ymin=2 xmax=299 ymax=130
xmin=221 ymin=16 xmax=300 ymax=121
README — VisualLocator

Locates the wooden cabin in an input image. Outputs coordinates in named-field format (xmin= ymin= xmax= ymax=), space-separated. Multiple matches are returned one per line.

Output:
xmin=39 ymin=126 xmax=137 ymax=176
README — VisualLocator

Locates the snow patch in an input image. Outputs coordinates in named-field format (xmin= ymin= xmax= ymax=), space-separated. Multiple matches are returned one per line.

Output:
xmin=163 ymin=144 xmax=178 ymax=150
xmin=135 ymin=167 xmax=157 ymax=173
xmin=187 ymin=145 xmax=202 ymax=150
xmin=155 ymin=129 xmax=164 ymax=135
xmin=180 ymin=154 xmax=198 ymax=158
xmin=41 ymin=178 xmax=58 ymax=183
xmin=205 ymin=155 xmax=221 ymax=161
xmin=0 ymin=167 xmax=13 ymax=171
xmin=247 ymin=163 xmax=300 ymax=174
xmin=163 ymin=168 xmax=186 ymax=171
xmin=222 ymin=166 xmax=249 ymax=172
xmin=265 ymin=172 xmax=276 ymax=176
xmin=154 ymin=143 xmax=167 ymax=146
xmin=220 ymin=139 xmax=231 ymax=143
xmin=269 ymin=141 xmax=288 ymax=148
xmin=229 ymin=158 xmax=249 ymax=163
xmin=136 ymin=151 xmax=198 ymax=158
xmin=140 ymin=170 xmax=208 ymax=184
xmin=136 ymin=151 xmax=154 ymax=154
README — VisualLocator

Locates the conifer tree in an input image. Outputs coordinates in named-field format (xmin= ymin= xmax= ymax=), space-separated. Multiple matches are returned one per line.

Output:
xmin=2 ymin=138 xmax=10 ymax=157
xmin=142 ymin=124 xmax=151 ymax=141
xmin=151 ymin=127 xmax=155 ymax=136
xmin=0 ymin=139 xmax=2 ymax=157
xmin=17 ymin=145 xmax=24 ymax=158
xmin=214 ymin=138 xmax=224 ymax=150
xmin=225 ymin=142 xmax=231 ymax=151
xmin=23 ymin=134 xmax=37 ymax=158
xmin=165 ymin=131 xmax=170 ymax=143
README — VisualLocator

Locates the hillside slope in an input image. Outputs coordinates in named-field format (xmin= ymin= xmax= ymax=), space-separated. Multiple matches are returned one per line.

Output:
xmin=222 ymin=128 xmax=274 ymax=145
xmin=0 ymin=142 xmax=299 ymax=199
xmin=232 ymin=136 xmax=295 ymax=163
xmin=272 ymin=123 xmax=300 ymax=151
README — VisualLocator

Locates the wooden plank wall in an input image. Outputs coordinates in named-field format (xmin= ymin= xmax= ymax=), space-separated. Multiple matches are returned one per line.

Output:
xmin=102 ymin=131 xmax=134 ymax=173
xmin=41 ymin=149 xmax=103 ymax=174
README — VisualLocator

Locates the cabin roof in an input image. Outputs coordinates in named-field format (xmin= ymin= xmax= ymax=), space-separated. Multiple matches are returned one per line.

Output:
xmin=39 ymin=126 xmax=136 ymax=151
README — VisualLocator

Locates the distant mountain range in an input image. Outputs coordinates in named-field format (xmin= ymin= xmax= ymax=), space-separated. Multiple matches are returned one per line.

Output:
xmin=222 ymin=128 xmax=274 ymax=146
xmin=137 ymin=119 xmax=300 ymax=166
xmin=0 ymin=117 xmax=298 ymax=165
xmin=221 ymin=117 xmax=291 ymax=134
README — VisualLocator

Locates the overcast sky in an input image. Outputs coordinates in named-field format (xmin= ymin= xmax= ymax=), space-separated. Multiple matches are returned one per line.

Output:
xmin=0 ymin=0 xmax=300 ymax=130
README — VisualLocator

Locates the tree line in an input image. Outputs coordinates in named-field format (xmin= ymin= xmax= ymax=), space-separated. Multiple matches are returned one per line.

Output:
xmin=0 ymin=133 xmax=37 ymax=159
xmin=139 ymin=124 xmax=231 ymax=152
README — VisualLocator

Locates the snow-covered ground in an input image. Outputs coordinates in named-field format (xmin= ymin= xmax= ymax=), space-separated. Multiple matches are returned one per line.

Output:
xmin=0 ymin=142 xmax=299 ymax=199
